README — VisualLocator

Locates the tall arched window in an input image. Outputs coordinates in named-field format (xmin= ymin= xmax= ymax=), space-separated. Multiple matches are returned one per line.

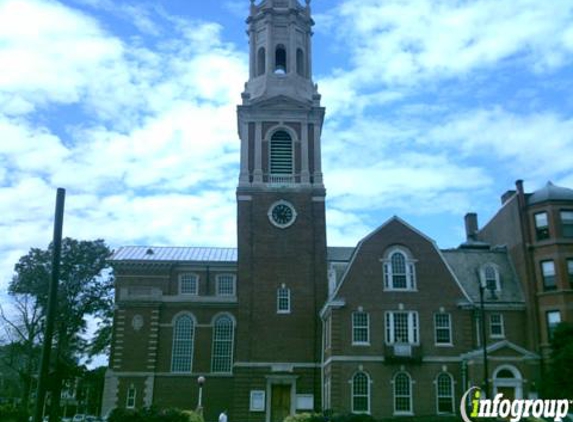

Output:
xmin=352 ymin=371 xmax=370 ymax=413
xmin=383 ymin=248 xmax=416 ymax=290
xmin=436 ymin=373 xmax=454 ymax=414
xmin=275 ymin=44 xmax=286 ymax=74
xmin=296 ymin=48 xmax=304 ymax=76
xmin=171 ymin=314 xmax=195 ymax=372
xmin=211 ymin=315 xmax=234 ymax=373
xmin=483 ymin=265 xmax=500 ymax=291
xmin=257 ymin=47 xmax=266 ymax=76
xmin=394 ymin=372 xmax=412 ymax=414
xmin=270 ymin=130 xmax=293 ymax=175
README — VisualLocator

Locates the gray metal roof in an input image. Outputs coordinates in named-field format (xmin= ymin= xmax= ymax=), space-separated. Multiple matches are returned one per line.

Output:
xmin=110 ymin=245 xmax=355 ymax=263
xmin=110 ymin=246 xmax=238 ymax=262
xmin=528 ymin=181 xmax=573 ymax=205
xmin=442 ymin=248 xmax=524 ymax=303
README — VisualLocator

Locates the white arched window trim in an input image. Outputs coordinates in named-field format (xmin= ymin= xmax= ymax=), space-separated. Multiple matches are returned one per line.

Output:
xmin=171 ymin=312 xmax=196 ymax=373
xmin=435 ymin=372 xmax=455 ymax=414
xmin=393 ymin=371 xmax=413 ymax=415
xmin=350 ymin=370 xmax=371 ymax=414
xmin=480 ymin=263 xmax=501 ymax=292
xmin=493 ymin=365 xmax=523 ymax=399
xmin=211 ymin=313 xmax=235 ymax=373
xmin=382 ymin=247 xmax=417 ymax=291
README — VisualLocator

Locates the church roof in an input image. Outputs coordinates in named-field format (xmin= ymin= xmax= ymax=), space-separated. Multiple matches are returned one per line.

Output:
xmin=528 ymin=181 xmax=573 ymax=205
xmin=110 ymin=245 xmax=355 ymax=263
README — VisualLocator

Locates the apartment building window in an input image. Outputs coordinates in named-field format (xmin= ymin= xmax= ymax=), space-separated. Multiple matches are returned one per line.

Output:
xmin=277 ymin=285 xmax=291 ymax=314
xmin=561 ymin=211 xmax=573 ymax=237
xmin=211 ymin=315 xmax=234 ymax=373
xmin=393 ymin=372 xmax=413 ymax=414
xmin=216 ymin=274 xmax=236 ymax=296
xmin=541 ymin=260 xmax=557 ymax=291
xmin=383 ymin=249 xmax=416 ymax=291
xmin=436 ymin=373 xmax=454 ymax=414
xmin=352 ymin=371 xmax=370 ymax=414
xmin=567 ymin=259 xmax=573 ymax=287
xmin=546 ymin=310 xmax=561 ymax=341
xmin=434 ymin=313 xmax=452 ymax=345
xmin=171 ymin=314 xmax=195 ymax=372
xmin=179 ymin=273 xmax=198 ymax=295
xmin=352 ymin=311 xmax=370 ymax=345
xmin=126 ymin=385 xmax=136 ymax=409
xmin=534 ymin=212 xmax=549 ymax=240
xmin=385 ymin=311 xmax=419 ymax=344
xmin=490 ymin=314 xmax=505 ymax=338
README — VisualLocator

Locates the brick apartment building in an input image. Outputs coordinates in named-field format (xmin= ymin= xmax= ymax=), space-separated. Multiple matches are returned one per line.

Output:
xmin=101 ymin=0 xmax=572 ymax=420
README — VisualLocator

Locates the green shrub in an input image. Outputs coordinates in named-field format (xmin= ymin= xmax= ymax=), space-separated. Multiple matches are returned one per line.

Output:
xmin=107 ymin=407 xmax=203 ymax=422
xmin=0 ymin=404 xmax=28 ymax=422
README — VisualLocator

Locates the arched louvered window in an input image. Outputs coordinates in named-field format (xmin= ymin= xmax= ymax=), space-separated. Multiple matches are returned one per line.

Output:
xmin=171 ymin=314 xmax=195 ymax=372
xmin=257 ymin=47 xmax=266 ymax=76
xmin=211 ymin=315 xmax=234 ymax=373
xmin=394 ymin=372 xmax=412 ymax=414
xmin=352 ymin=371 xmax=370 ymax=413
xmin=436 ymin=373 xmax=454 ymax=414
xmin=275 ymin=44 xmax=286 ymax=74
xmin=296 ymin=48 xmax=304 ymax=76
xmin=270 ymin=130 xmax=293 ymax=175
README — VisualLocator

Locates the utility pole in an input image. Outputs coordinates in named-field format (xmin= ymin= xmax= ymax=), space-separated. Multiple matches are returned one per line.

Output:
xmin=33 ymin=188 xmax=65 ymax=422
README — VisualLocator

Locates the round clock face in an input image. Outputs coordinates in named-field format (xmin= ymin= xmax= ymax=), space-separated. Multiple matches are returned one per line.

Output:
xmin=268 ymin=200 xmax=297 ymax=228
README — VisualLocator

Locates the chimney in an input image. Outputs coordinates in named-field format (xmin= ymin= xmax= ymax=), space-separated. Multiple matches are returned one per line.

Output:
xmin=464 ymin=213 xmax=479 ymax=241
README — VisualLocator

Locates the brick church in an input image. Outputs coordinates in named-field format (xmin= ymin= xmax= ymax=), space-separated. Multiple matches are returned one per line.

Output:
xmin=101 ymin=1 xmax=573 ymax=420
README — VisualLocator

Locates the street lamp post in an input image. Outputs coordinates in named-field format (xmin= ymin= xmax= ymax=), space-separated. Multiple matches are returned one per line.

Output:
xmin=196 ymin=376 xmax=205 ymax=416
xmin=478 ymin=276 xmax=497 ymax=399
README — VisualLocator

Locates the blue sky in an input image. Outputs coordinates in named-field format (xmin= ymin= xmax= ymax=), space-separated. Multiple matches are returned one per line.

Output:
xmin=1 ymin=0 xmax=573 ymax=296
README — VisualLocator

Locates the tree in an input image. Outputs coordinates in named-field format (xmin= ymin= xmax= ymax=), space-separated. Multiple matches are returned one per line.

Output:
xmin=8 ymin=238 xmax=114 ymax=420
xmin=546 ymin=322 xmax=573 ymax=399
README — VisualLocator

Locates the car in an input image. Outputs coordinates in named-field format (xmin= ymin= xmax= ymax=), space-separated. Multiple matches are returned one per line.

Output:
xmin=72 ymin=415 xmax=86 ymax=422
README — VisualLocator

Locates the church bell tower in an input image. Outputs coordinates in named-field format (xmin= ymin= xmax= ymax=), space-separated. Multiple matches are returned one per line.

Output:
xmin=235 ymin=0 xmax=327 ymax=419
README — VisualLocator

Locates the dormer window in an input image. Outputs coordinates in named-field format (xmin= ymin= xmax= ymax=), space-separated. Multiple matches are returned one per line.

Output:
xmin=382 ymin=248 xmax=416 ymax=291
xmin=481 ymin=265 xmax=501 ymax=292
xmin=179 ymin=273 xmax=198 ymax=295
xmin=274 ymin=45 xmax=286 ymax=74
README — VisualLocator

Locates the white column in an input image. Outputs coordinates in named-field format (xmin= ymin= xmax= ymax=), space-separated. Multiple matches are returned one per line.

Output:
xmin=254 ymin=121 xmax=263 ymax=184
xmin=301 ymin=122 xmax=310 ymax=184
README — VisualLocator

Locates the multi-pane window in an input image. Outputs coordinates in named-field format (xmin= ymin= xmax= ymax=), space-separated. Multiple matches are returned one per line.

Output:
xmin=436 ymin=373 xmax=454 ymax=414
xmin=434 ymin=313 xmax=452 ymax=345
xmin=383 ymin=251 xmax=416 ymax=290
xmin=394 ymin=372 xmax=412 ymax=414
xmin=490 ymin=314 xmax=505 ymax=338
xmin=535 ymin=212 xmax=549 ymax=240
xmin=568 ymin=259 xmax=573 ymax=287
xmin=385 ymin=312 xmax=419 ymax=344
xmin=541 ymin=260 xmax=557 ymax=291
xmin=546 ymin=310 xmax=561 ymax=341
xmin=352 ymin=311 xmax=370 ymax=345
xmin=484 ymin=265 xmax=500 ymax=292
xmin=216 ymin=274 xmax=236 ymax=296
xmin=180 ymin=273 xmax=198 ymax=295
xmin=561 ymin=211 xmax=573 ymax=238
xmin=270 ymin=130 xmax=293 ymax=175
xmin=211 ymin=315 xmax=234 ymax=373
xmin=352 ymin=372 xmax=370 ymax=413
xmin=277 ymin=285 xmax=291 ymax=313
xmin=171 ymin=315 xmax=195 ymax=372
xmin=126 ymin=385 xmax=136 ymax=409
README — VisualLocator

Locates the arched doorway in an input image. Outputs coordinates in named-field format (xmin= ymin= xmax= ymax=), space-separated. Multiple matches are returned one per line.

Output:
xmin=493 ymin=365 xmax=523 ymax=400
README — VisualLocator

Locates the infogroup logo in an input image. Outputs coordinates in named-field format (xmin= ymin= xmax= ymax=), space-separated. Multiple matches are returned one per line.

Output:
xmin=460 ymin=387 xmax=571 ymax=422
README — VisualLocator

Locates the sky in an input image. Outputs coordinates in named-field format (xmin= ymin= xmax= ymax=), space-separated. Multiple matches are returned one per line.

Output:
xmin=1 ymin=0 xmax=573 ymax=299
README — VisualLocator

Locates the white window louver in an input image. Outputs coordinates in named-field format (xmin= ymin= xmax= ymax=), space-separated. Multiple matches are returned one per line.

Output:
xmin=270 ymin=130 xmax=293 ymax=175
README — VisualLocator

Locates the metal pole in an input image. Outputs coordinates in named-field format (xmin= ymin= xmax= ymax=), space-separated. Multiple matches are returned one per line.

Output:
xmin=479 ymin=282 xmax=490 ymax=398
xmin=33 ymin=188 xmax=65 ymax=422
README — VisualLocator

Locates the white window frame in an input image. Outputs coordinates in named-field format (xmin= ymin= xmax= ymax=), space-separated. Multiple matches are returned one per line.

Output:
xmin=382 ymin=248 xmax=417 ymax=291
xmin=277 ymin=284 xmax=291 ymax=314
xmin=351 ymin=371 xmax=371 ymax=414
xmin=541 ymin=260 xmax=557 ymax=291
xmin=250 ymin=390 xmax=265 ymax=412
xmin=352 ymin=311 xmax=370 ymax=345
xmin=535 ymin=212 xmax=550 ymax=240
xmin=171 ymin=314 xmax=195 ymax=373
xmin=561 ymin=210 xmax=573 ymax=237
xmin=435 ymin=373 xmax=455 ymax=414
xmin=385 ymin=311 xmax=419 ymax=345
xmin=490 ymin=313 xmax=505 ymax=338
xmin=179 ymin=273 xmax=199 ymax=295
xmin=216 ymin=273 xmax=236 ymax=296
xmin=546 ymin=310 xmax=561 ymax=341
xmin=481 ymin=264 xmax=501 ymax=292
xmin=393 ymin=372 xmax=413 ymax=415
xmin=211 ymin=315 xmax=235 ymax=373
xmin=126 ymin=385 xmax=136 ymax=409
xmin=434 ymin=313 xmax=452 ymax=346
